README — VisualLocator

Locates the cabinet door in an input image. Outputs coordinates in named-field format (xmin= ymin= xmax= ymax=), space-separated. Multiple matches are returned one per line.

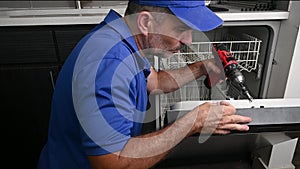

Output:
xmin=55 ymin=25 xmax=95 ymax=63
xmin=0 ymin=66 xmax=59 ymax=169
xmin=0 ymin=28 xmax=57 ymax=64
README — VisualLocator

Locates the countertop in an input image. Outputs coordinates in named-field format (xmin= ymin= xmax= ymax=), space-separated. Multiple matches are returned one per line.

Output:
xmin=0 ymin=5 xmax=290 ymax=26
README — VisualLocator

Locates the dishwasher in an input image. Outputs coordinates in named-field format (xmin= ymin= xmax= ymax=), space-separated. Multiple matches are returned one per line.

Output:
xmin=147 ymin=1 xmax=300 ymax=168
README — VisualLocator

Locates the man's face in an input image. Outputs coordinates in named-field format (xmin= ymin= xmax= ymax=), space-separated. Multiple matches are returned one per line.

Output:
xmin=146 ymin=13 xmax=193 ymax=58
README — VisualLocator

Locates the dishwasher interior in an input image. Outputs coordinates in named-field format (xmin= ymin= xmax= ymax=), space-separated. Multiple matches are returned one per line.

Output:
xmin=153 ymin=25 xmax=272 ymax=129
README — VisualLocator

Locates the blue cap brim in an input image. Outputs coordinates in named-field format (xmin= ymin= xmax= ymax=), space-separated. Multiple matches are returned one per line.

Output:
xmin=169 ymin=5 xmax=223 ymax=32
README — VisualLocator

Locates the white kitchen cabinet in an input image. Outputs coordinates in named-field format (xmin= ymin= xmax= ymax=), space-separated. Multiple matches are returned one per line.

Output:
xmin=285 ymin=24 xmax=300 ymax=98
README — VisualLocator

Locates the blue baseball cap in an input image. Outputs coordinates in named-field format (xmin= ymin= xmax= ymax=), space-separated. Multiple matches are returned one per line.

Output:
xmin=130 ymin=0 xmax=223 ymax=32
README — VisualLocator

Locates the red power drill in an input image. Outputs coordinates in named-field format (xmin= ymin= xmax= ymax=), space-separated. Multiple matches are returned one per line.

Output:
xmin=204 ymin=43 xmax=253 ymax=102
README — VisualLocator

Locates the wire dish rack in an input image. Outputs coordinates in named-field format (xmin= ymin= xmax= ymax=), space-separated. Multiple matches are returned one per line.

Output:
xmin=158 ymin=33 xmax=262 ymax=124
xmin=163 ymin=33 xmax=261 ymax=72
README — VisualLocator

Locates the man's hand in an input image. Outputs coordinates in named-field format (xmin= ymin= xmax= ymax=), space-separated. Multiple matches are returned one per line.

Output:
xmin=190 ymin=101 xmax=252 ymax=135
xmin=201 ymin=59 xmax=225 ymax=88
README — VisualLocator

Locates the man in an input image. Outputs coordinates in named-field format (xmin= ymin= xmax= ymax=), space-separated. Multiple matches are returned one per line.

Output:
xmin=38 ymin=0 xmax=252 ymax=168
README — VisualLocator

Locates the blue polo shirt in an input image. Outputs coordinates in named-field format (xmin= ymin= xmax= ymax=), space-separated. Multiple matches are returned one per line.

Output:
xmin=38 ymin=10 xmax=151 ymax=169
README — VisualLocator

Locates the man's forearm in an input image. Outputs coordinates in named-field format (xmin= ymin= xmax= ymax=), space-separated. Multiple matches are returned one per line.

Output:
xmin=88 ymin=110 xmax=197 ymax=169
xmin=89 ymin=101 xmax=250 ymax=169
xmin=149 ymin=61 xmax=206 ymax=94
xmin=122 ymin=110 xmax=196 ymax=154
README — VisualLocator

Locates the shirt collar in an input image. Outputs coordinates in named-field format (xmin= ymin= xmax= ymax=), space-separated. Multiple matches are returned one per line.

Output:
xmin=104 ymin=10 xmax=138 ymax=53
xmin=104 ymin=10 xmax=151 ymax=74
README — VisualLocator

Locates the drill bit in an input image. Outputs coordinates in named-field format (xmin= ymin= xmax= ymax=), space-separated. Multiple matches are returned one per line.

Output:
xmin=228 ymin=69 xmax=253 ymax=102
xmin=240 ymin=84 xmax=253 ymax=102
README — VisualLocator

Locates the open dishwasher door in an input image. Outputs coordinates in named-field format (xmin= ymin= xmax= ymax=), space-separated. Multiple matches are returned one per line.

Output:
xmin=153 ymin=99 xmax=300 ymax=169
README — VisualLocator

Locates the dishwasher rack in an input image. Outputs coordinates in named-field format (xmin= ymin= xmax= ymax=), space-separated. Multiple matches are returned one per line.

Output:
xmin=158 ymin=33 xmax=262 ymax=124
xmin=163 ymin=33 xmax=262 ymax=73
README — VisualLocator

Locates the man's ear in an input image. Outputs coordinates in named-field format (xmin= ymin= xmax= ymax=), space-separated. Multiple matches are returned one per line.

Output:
xmin=136 ymin=11 xmax=154 ymax=36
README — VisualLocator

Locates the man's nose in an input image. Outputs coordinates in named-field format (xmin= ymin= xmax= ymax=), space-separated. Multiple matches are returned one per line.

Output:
xmin=180 ymin=30 xmax=193 ymax=45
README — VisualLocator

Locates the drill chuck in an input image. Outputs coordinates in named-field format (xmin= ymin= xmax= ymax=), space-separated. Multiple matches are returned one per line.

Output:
xmin=204 ymin=43 xmax=253 ymax=102
xmin=228 ymin=69 xmax=253 ymax=102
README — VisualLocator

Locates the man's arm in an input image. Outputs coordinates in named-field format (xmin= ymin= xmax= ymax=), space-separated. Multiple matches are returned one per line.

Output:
xmin=88 ymin=101 xmax=251 ymax=169
xmin=147 ymin=60 xmax=222 ymax=94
